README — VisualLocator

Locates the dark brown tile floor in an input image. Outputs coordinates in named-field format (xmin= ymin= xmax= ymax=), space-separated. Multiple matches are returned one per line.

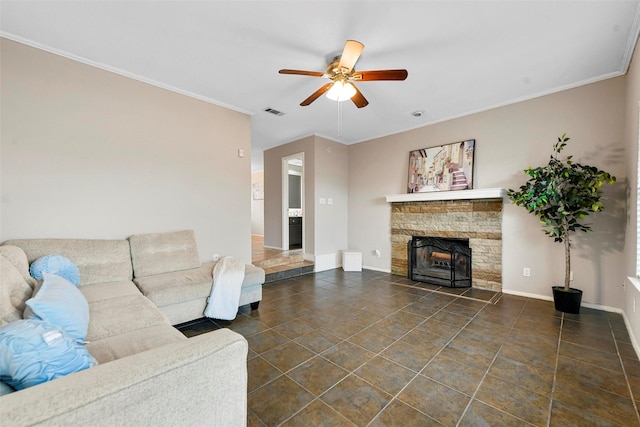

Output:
xmin=177 ymin=269 xmax=640 ymax=426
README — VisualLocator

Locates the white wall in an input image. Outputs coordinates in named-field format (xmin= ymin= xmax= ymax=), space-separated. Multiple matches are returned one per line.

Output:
xmin=348 ymin=77 xmax=627 ymax=308
xmin=251 ymin=171 xmax=264 ymax=236
xmin=1 ymin=39 xmax=253 ymax=264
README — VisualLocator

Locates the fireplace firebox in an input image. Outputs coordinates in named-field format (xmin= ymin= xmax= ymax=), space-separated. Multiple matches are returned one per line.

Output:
xmin=408 ymin=236 xmax=472 ymax=288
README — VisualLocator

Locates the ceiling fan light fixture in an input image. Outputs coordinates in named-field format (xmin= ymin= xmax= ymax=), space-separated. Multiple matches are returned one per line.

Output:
xmin=325 ymin=80 xmax=356 ymax=102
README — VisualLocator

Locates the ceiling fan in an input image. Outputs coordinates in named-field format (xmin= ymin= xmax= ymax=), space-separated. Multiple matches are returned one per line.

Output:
xmin=279 ymin=40 xmax=408 ymax=108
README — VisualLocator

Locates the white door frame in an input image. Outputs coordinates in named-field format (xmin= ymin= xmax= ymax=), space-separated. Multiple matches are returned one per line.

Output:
xmin=282 ymin=153 xmax=305 ymax=251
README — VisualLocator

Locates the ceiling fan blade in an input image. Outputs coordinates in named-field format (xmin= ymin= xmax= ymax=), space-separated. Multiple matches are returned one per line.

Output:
xmin=279 ymin=69 xmax=325 ymax=77
xmin=352 ymin=69 xmax=408 ymax=81
xmin=350 ymin=84 xmax=369 ymax=108
xmin=337 ymin=40 xmax=364 ymax=74
xmin=300 ymin=82 xmax=333 ymax=106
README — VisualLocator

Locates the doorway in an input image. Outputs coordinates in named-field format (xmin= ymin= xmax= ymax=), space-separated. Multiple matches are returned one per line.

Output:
xmin=282 ymin=153 xmax=304 ymax=251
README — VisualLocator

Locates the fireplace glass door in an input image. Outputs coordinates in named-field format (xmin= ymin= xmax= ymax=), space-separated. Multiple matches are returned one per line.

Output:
xmin=408 ymin=236 xmax=472 ymax=288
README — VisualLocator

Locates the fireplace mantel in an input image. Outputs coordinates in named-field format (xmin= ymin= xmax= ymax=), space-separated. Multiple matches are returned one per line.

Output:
xmin=385 ymin=188 xmax=506 ymax=203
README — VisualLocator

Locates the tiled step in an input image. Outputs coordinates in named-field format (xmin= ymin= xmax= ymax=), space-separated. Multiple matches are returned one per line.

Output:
xmin=254 ymin=253 xmax=304 ymax=269
xmin=264 ymin=261 xmax=314 ymax=283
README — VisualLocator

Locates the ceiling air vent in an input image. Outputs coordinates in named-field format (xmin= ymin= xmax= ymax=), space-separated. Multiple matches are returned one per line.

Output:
xmin=264 ymin=108 xmax=285 ymax=116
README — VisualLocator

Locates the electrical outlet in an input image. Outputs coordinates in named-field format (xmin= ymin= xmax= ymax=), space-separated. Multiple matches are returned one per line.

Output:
xmin=212 ymin=254 xmax=219 ymax=262
xmin=570 ymin=270 xmax=574 ymax=281
xmin=523 ymin=268 xmax=531 ymax=277
xmin=374 ymin=249 xmax=381 ymax=257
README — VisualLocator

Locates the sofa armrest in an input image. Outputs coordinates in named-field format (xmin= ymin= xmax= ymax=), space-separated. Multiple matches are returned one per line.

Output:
xmin=0 ymin=329 xmax=248 ymax=427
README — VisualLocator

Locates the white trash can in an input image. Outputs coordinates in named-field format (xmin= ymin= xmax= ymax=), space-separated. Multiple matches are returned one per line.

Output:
xmin=342 ymin=251 xmax=363 ymax=272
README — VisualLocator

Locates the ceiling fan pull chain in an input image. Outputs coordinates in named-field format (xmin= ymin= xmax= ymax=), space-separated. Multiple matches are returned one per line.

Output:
xmin=338 ymin=101 xmax=343 ymax=140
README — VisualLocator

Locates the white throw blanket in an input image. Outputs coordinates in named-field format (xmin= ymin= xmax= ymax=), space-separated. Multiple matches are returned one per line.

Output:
xmin=204 ymin=256 xmax=245 ymax=320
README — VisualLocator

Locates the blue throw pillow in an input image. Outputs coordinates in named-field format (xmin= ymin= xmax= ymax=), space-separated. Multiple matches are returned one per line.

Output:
xmin=0 ymin=380 xmax=15 ymax=396
xmin=0 ymin=319 xmax=96 ymax=390
xmin=23 ymin=273 xmax=89 ymax=341
xmin=30 ymin=254 xmax=80 ymax=286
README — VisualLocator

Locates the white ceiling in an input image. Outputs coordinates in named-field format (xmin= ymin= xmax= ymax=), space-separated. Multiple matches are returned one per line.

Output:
xmin=2 ymin=1 xmax=640 ymax=171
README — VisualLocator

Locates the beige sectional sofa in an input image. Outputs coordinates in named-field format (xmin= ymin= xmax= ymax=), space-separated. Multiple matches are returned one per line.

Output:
xmin=0 ymin=230 xmax=264 ymax=426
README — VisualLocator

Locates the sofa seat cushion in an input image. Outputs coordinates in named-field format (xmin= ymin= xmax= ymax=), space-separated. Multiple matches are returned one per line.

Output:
xmin=80 ymin=280 xmax=142 ymax=304
xmin=133 ymin=262 xmax=265 ymax=308
xmin=134 ymin=263 xmax=213 ymax=307
xmin=86 ymin=294 xmax=170 ymax=342
xmin=86 ymin=325 xmax=186 ymax=364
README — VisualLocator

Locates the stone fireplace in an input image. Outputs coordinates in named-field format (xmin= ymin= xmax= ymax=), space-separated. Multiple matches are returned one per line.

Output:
xmin=386 ymin=189 xmax=504 ymax=291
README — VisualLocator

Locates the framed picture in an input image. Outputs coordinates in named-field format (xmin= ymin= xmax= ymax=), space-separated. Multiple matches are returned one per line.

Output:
xmin=252 ymin=182 xmax=264 ymax=200
xmin=407 ymin=139 xmax=475 ymax=193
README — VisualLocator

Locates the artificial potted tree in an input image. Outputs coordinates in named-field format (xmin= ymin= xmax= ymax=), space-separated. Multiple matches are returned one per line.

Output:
xmin=507 ymin=134 xmax=616 ymax=313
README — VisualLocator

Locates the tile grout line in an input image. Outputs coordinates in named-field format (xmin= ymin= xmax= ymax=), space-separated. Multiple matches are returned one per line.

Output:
xmin=609 ymin=313 xmax=640 ymax=425
xmin=362 ymin=294 xmax=489 ymax=426
xmin=248 ymin=282 xmax=426 ymax=424
xmin=270 ymin=287 xmax=470 ymax=426
xmin=455 ymin=295 xmax=531 ymax=427
xmin=541 ymin=303 xmax=567 ymax=427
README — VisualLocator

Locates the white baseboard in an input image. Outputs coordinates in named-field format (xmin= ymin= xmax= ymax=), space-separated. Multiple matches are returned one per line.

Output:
xmin=502 ymin=289 xmax=554 ymax=301
xmin=621 ymin=310 xmax=640 ymax=361
xmin=263 ymin=244 xmax=283 ymax=250
xmin=363 ymin=265 xmax=392 ymax=273
xmin=502 ymin=289 xmax=623 ymax=313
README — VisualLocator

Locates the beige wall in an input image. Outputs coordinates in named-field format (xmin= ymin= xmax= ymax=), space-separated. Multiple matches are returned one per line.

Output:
xmin=263 ymin=135 xmax=349 ymax=263
xmin=263 ymin=136 xmax=315 ymax=251
xmin=313 ymin=137 xmax=349 ymax=257
xmin=349 ymin=77 xmax=627 ymax=308
xmin=251 ymin=171 xmax=264 ymax=236
xmin=624 ymin=40 xmax=640 ymax=349
xmin=0 ymin=39 xmax=252 ymax=263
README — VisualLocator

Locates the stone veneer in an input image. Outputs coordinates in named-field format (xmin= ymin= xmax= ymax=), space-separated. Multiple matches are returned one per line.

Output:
xmin=391 ymin=198 xmax=503 ymax=291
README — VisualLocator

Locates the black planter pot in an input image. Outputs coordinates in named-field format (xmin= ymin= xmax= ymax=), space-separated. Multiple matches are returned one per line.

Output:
xmin=552 ymin=286 xmax=583 ymax=314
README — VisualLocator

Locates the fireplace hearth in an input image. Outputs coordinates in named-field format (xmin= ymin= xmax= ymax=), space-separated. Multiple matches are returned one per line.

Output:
xmin=408 ymin=236 xmax=472 ymax=288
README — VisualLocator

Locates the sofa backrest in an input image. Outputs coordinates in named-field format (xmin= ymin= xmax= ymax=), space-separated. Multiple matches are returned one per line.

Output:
xmin=129 ymin=230 xmax=201 ymax=278
xmin=3 ymin=239 xmax=133 ymax=286
xmin=0 ymin=246 xmax=36 ymax=327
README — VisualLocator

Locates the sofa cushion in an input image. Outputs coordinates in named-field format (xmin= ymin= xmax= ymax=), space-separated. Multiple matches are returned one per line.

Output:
xmin=0 ymin=255 xmax=34 ymax=327
xmin=80 ymin=280 xmax=142 ymax=304
xmin=0 ymin=319 xmax=96 ymax=390
xmin=86 ymin=325 xmax=186 ymax=364
xmin=3 ymin=239 xmax=132 ymax=286
xmin=24 ymin=273 xmax=89 ymax=341
xmin=129 ymin=230 xmax=201 ymax=277
xmin=86 ymin=294 xmax=170 ymax=342
xmin=0 ymin=245 xmax=37 ymax=288
xmin=134 ymin=263 xmax=214 ymax=307
xmin=29 ymin=254 xmax=81 ymax=286
xmin=134 ymin=261 xmax=264 ymax=308
xmin=241 ymin=263 xmax=266 ymax=287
